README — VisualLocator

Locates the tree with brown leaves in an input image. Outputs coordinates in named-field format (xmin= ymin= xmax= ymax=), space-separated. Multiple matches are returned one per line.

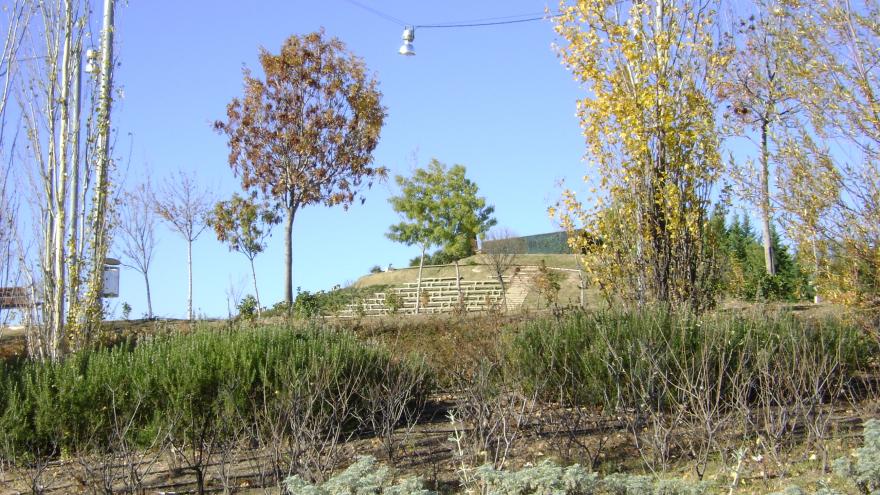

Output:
xmin=208 ymin=194 xmax=279 ymax=314
xmin=215 ymin=30 xmax=386 ymax=306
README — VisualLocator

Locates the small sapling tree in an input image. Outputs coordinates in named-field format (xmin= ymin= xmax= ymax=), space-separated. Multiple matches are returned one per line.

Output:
xmin=208 ymin=193 xmax=279 ymax=314
xmin=480 ymin=228 xmax=524 ymax=309
xmin=154 ymin=171 xmax=213 ymax=320
xmin=386 ymin=160 xmax=496 ymax=313
xmin=117 ymin=181 xmax=158 ymax=319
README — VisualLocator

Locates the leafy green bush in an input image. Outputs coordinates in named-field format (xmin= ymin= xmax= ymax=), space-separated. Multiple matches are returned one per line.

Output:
xmin=263 ymin=285 xmax=390 ymax=318
xmin=0 ymin=325 xmax=431 ymax=462
xmin=832 ymin=418 xmax=880 ymax=494
xmin=237 ymin=294 xmax=258 ymax=321
xmin=385 ymin=290 xmax=404 ymax=314
xmin=408 ymin=248 xmax=461 ymax=267
xmin=285 ymin=456 xmax=715 ymax=495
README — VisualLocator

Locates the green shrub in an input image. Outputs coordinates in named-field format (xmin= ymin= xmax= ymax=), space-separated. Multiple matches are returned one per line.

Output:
xmin=600 ymin=474 xmax=709 ymax=495
xmin=237 ymin=294 xmax=258 ymax=321
xmin=0 ymin=325 xmax=432 ymax=462
xmin=832 ymin=418 xmax=880 ymax=495
xmin=385 ymin=291 xmax=404 ymax=314
xmin=286 ymin=457 xmax=715 ymax=495
xmin=407 ymin=247 xmax=475 ymax=267
xmin=266 ymin=285 xmax=390 ymax=318
xmin=121 ymin=302 xmax=132 ymax=320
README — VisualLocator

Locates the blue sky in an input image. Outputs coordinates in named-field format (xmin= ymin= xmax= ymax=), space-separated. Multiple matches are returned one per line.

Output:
xmin=110 ymin=1 xmax=587 ymax=318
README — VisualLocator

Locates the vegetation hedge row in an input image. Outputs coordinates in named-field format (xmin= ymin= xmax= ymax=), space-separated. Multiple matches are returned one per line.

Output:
xmin=0 ymin=325 xmax=432 ymax=461
xmin=507 ymin=309 xmax=875 ymax=409
xmin=261 ymin=284 xmax=390 ymax=318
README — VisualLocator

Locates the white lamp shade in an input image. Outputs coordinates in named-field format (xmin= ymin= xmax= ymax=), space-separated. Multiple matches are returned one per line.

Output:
xmin=399 ymin=41 xmax=415 ymax=56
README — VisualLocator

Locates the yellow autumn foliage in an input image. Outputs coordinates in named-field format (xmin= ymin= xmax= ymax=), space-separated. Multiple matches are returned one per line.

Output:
xmin=554 ymin=0 xmax=729 ymax=311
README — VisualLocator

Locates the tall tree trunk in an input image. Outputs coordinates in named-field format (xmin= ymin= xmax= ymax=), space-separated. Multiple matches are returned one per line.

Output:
xmin=187 ymin=239 xmax=193 ymax=320
xmin=143 ymin=270 xmax=152 ymax=319
xmin=283 ymin=207 xmax=296 ymax=306
xmin=249 ymin=256 xmax=261 ymax=317
xmin=67 ymin=40 xmax=82 ymax=320
xmin=415 ymin=245 xmax=425 ymax=314
xmin=51 ymin=0 xmax=74 ymax=359
xmin=760 ymin=118 xmax=776 ymax=276
xmin=633 ymin=175 xmax=646 ymax=306
xmin=811 ymin=232 xmax=822 ymax=304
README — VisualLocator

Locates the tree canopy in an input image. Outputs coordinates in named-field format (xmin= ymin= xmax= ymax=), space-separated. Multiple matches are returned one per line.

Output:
xmin=209 ymin=194 xmax=279 ymax=263
xmin=387 ymin=159 xmax=496 ymax=262
xmin=208 ymin=194 xmax=279 ymax=312
xmin=215 ymin=30 xmax=386 ymax=304
xmin=553 ymin=0 xmax=728 ymax=311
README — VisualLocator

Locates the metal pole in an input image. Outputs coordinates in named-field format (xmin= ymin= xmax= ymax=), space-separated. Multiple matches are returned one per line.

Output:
xmin=88 ymin=0 xmax=115 ymax=328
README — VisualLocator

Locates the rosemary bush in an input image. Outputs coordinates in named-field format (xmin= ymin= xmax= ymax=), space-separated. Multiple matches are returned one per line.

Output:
xmin=0 ymin=324 xmax=431 ymax=462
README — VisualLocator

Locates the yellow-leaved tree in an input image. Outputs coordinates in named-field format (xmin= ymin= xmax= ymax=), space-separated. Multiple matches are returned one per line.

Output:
xmin=553 ymin=0 xmax=729 ymax=311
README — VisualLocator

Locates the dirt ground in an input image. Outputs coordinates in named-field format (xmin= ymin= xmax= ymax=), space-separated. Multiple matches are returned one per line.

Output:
xmin=0 ymin=396 xmax=873 ymax=494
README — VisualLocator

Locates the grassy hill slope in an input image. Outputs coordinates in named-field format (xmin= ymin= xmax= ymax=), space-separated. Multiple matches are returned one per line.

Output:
xmin=353 ymin=254 xmax=594 ymax=309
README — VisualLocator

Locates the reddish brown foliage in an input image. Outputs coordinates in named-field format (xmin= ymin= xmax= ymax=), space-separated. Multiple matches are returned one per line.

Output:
xmin=215 ymin=30 xmax=386 ymax=303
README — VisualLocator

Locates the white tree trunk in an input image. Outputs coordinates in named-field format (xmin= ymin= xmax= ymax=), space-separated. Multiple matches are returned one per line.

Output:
xmin=51 ymin=0 xmax=75 ymax=358
xmin=249 ymin=256 xmax=261 ymax=317
xmin=760 ymin=118 xmax=776 ymax=276
xmin=187 ymin=239 xmax=193 ymax=320
xmin=144 ymin=270 xmax=153 ymax=319
xmin=454 ymin=258 xmax=462 ymax=309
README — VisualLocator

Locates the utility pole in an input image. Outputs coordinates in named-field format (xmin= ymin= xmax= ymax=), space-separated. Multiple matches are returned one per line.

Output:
xmin=85 ymin=0 xmax=115 ymax=336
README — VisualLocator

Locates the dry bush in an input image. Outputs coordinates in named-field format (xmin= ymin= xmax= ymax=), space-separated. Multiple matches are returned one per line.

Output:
xmin=506 ymin=309 xmax=874 ymax=476
xmin=73 ymin=390 xmax=172 ymax=494
xmin=450 ymin=361 xmax=539 ymax=487
xmin=361 ymin=357 xmax=431 ymax=463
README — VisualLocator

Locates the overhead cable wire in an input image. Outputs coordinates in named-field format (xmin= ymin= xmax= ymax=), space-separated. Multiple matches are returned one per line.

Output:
xmin=339 ymin=0 xmax=407 ymax=26
xmin=416 ymin=13 xmax=561 ymax=29
xmin=338 ymin=1 xmax=560 ymax=29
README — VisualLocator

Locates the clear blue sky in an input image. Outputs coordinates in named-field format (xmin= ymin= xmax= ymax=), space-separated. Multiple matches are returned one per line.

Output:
xmin=110 ymin=1 xmax=587 ymax=319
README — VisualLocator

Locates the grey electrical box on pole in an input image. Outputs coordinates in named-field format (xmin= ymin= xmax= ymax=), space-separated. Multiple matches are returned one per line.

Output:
xmin=102 ymin=257 xmax=120 ymax=298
